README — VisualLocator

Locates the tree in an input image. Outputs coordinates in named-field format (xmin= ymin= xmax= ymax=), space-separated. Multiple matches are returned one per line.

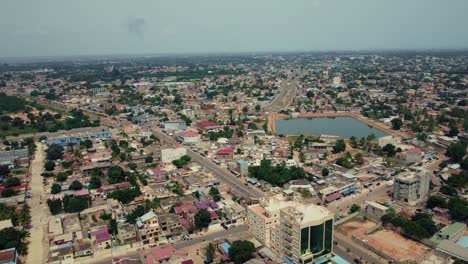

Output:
xmin=89 ymin=176 xmax=101 ymax=189
xmin=254 ymin=104 xmax=261 ymax=112
xmin=62 ymin=195 xmax=90 ymax=213
xmin=128 ymin=162 xmax=138 ymax=170
xmin=306 ymin=91 xmax=314 ymax=98
xmin=349 ymin=204 xmax=361 ymax=214
xmin=68 ymin=180 xmax=83 ymax=191
xmin=322 ymin=167 xmax=330 ymax=176
xmin=0 ymin=227 xmax=28 ymax=255
xmin=440 ymin=185 xmax=457 ymax=197
xmin=145 ymin=156 xmax=153 ymax=163
xmin=47 ymin=199 xmax=63 ymax=215
xmin=194 ymin=209 xmax=212 ymax=229
xmin=391 ymin=118 xmax=403 ymax=130
xmin=333 ymin=139 xmax=346 ymax=153
xmin=354 ymin=153 xmax=364 ymax=165
xmin=209 ymin=187 xmax=221 ymax=202
xmin=107 ymin=187 xmax=142 ymax=204
xmin=3 ymin=177 xmax=20 ymax=188
xmin=46 ymin=144 xmax=64 ymax=160
xmin=445 ymin=141 xmax=466 ymax=163
xmin=204 ymin=242 xmax=216 ymax=260
xmin=80 ymin=139 xmax=93 ymax=149
xmin=427 ymin=195 xmax=447 ymax=209
xmin=1 ymin=189 xmax=17 ymax=198
xmin=0 ymin=165 xmax=10 ymax=177
xmin=44 ymin=160 xmax=55 ymax=171
xmin=382 ymin=144 xmax=396 ymax=157
xmin=51 ymin=183 xmax=62 ymax=194
xmin=55 ymin=172 xmax=68 ymax=182
xmin=108 ymin=166 xmax=126 ymax=184
xmin=229 ymin=240 xmax=255 ymax=264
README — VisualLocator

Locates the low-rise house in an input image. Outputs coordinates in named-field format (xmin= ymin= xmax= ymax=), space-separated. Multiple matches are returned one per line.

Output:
xmin=73 ymin=238 xmax=93 ymax=258
xmin=0 ymin=248 xmax=17 ymax=264
xmin=406 ymin=147 xmax=423 ymax=163
xmin=177 ymin=131 xmax=200 ymax=145
xmin=91 ymin=228 xmax=112 ymax=251
xmin=224 ymin=201 xmax=246 ymax=224
xmin=216 ymin=148 xmax=234 ymax=160
xmin=364 ymin=201 xmax=389 ymax=221
xmin=49 ymin=242 xmax=74 ymax=264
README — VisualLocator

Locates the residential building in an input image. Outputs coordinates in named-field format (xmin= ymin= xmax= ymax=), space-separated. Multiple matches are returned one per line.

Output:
xmin=393 ymin=170 xmax=430 ymax=205
xmin=136 ymin=211 xmax=161 ymax=246
xmin=118 ymin=223 xmax=140 ymax=245
xmin=364 ymin=201 xmax=389 ymax=222
xmin=406 ymin=147 xmax=423 ymax=163
xmin=237 ymin=159 xmax=249 ymax=176
xmin=0 ymin=248 xmax=17 ymax=264
xmin=272 ymin=204 xmax=334 ymax=264
xmin=91 ymin=228 xmax=112 ymax=251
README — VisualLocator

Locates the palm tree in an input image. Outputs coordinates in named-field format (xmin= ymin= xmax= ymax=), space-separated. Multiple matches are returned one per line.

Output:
xmin=204 ymin=242 xmax=216 ymax=260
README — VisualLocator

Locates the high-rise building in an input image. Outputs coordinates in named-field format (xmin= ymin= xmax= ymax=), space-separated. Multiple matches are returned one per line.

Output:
xmin=247 ymin=196 xmax=334 ymax=264
xmin=393 ymin=170 xmax=430 ymax=205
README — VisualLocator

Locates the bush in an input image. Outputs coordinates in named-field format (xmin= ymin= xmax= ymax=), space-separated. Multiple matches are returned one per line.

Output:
xmin=55 ymin=172 xmax=68 ymax=182
xmin=44 ymin=161 xmax=55 ymax=171
xmin=1 ymin=189 xmax=18 ymax=198
xmin=51 ymin=183 xmax=62 ymax=194
xmin=68 ymin=180 xmax=83 ymax=191
xmin=3 ymin=177 xmax=20 ymax=188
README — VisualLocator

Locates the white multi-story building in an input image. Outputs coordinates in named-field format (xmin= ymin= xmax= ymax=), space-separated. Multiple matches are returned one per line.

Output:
xmin=247 ymin=196 xmax=334 ymax=264
xmin=393 ymin=170 xmax=430 ymax=205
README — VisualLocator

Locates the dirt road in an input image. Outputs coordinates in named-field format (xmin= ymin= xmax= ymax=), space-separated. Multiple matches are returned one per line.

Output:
xmin=26 ymin=143 xmax=48 ymax=264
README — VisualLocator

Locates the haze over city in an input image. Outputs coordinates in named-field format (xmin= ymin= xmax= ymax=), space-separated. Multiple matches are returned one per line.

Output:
xmin=1 ymin=0 xmax=468 ymax=58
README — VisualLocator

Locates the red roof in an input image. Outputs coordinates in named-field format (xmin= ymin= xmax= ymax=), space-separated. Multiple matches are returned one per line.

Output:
xmin=217 ymin=148 xmax=234 ymax=155
xmin=174 ymin=204 xmax=197 ymax=215
xmin=181 ymin=260 xmax=194 ymax=264
xmin=150 ymin=168 xmax=168 ymax=176
xmin=408 ymin=147 xmax=422 ymax=153
xmin=196 ymin=120 xmax=218 ymax=128
xmin=152 ymin=244 xmax=175 ymax=261
xmin=325 ymin=192 xmax=342 ymax=203
xmin=92 ymin=228 xmax=111 ymax=243
xmin=180 ymin=131 xmax=198 ymax=137
xmin=0 ymin=248 xmax=15 ymax=262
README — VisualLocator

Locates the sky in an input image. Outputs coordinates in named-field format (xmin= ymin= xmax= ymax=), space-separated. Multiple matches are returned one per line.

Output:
xmin=1 ymin=0 xmax=468 ymax=58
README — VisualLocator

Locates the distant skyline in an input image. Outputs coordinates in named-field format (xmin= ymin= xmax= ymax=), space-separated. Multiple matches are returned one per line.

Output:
xmin=1 ymin=0 xmax=468 ymax=58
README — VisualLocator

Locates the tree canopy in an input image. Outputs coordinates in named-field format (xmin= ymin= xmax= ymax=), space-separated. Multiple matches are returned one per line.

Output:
xmin=249 ymin=159 xmax=306 ymax=186
xmin=229 ymin=240 xmax=255 ymax=264
xmin=194 ymin=209 xmax=212 ymax=229
xmin=46 ymin=144 xmax=64 ymax=160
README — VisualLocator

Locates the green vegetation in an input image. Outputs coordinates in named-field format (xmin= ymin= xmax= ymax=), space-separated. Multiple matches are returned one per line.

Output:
xmin=391 ymin=118 xmax=403 ymax=130
xmin=333 ymin=139 xmax=346 ymax=153
xmin=107 ymin=187 xmax=141 ymax=204
xmin=249 ymin=159 xmax=306 ymax=186
xmin=1 ymin=189 xmax=18 ymax=198
xmin=349 ymin=204 xmax=361 ymax=214
xmin=194 ymin=209 xmax=212 ymax=229
xmin=0 ymin=165 xmax=10 ymax=177
xmin=445 ymin=141 xmax=467 ymax=163
xmin=51 ymin=183 xmax=62 ymax=194
xmin=3 ymin=177 xmax=20 ymax=188
xmin=68 ymin=180 xmax=83 ymax=190
xmin=47 ymin=195 xmax=91 ymax=214
xmin=125 ymin=205 xmax=145 ymax=224
xmin=382 ymin=209 xmax=438 ymax=239
xmin=209 ymin=187 xmax=221 ymax=202
xmin=46 ymin=144 xmax=64 ymax=160
xmin=88 ymin=176 xmax=102 ymax=189
xmin=107 ymin=165 xmax=126 ymax=184
xmin=205 ymin=126 xmax=233 ymax=141
xmin=0 ymin=93 xmax=27 ymax=114
xmin=229 ymin=240 xmax=255 ymax=264
xmin=0 ymin=227 xmax=28 ymax=255
xmin=44 ymin=160 xmax=55 ymax=171
xmin=336 ymin=152 xmax=363 ymax=169
xmin=172 ymin=155 xmax=191 ymax=168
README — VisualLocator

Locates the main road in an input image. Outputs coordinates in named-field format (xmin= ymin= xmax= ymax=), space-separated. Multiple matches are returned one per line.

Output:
xmin=150 ymin=127 xmax=265 ymax=198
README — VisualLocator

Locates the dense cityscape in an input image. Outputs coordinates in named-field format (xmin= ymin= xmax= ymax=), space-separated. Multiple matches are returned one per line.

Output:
xmin=0 ymin=51 xmax=465 ymax=264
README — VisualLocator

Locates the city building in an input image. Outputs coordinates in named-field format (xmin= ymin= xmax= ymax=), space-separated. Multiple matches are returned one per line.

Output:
xmin=237 ymin=159 xmax=249 ymax=176
xmin=406 ymin=147 xmax=423 ymax=163
xmin=393 ymin=170 xmax=430 ymax=205
xmin=271 ymin=204 xmax=334 ymax=264
xmin=164 ymin=120 xmax=186 ymax=131
xmin=364 ymin=201 xmax=389 ymax=222
xmin=136 ymin=211 xmax=161 ymax=246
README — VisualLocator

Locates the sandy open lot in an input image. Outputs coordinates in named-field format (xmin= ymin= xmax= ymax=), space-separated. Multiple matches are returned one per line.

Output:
xmin=340 ymin=219 xmax=431 ymax=262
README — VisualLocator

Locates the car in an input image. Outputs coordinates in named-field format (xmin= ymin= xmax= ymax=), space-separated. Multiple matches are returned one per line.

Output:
xmin=354 ymin=259 xmax=362 ymax=264
xmin=229 ymin=225 xmax=236 ymax=229
xmin=376 ymin=182 xmax=381 ymax=186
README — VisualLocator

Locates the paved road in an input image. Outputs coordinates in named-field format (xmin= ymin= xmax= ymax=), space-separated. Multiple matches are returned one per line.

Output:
xmin=26 ymin=143 xmax=48 ymax=264
xmin=151 ymin=128 xmax=265 ymax=198
xmin=334 ymin=233 xmax=386 ymax=264
xmin=174 ymin=225 xmax=248 ymax=250
xmin=327 ymin=183 xmax=390 ymax=215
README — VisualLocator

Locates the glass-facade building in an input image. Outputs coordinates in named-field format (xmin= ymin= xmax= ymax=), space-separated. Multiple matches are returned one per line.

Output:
xmin=299 ymin=219 xmax=333 ymax=263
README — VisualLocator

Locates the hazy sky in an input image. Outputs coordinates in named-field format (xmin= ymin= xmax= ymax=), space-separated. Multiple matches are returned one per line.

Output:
xmin=1 ymin=0 xmax=468 ymax=57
